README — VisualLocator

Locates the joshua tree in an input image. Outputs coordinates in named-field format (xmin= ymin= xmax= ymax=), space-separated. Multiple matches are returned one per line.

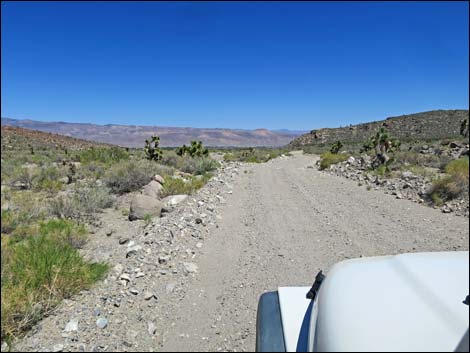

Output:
xmin=144 ymin=135 xmax=163 ymax=161
xmin=330 ymin=141 xmax=343 ymax=154
xmin=188 ymin=140 xmax=209 ymax=157
xmin=362 ymin=127 xmax=400 ymax=168
xmin=176 ymin=144 xmax=190 ymax=156
xmin=460 ymin=118 xmax=469 ymax=138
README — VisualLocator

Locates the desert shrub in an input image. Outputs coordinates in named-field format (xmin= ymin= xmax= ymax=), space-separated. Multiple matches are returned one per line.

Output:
xmin=161 ymin=150 xmax=179 ymax=168
xmin=429 ymin=158 xmax=469 ymax=204
xmin=78 ymin=147 xmax=129 ymax=165
xmin=1 ymin=225 xmax=107 ymax=340
xmin=103 ymin=159 xmax=173 ymax=194
xmin=319 ymin=152 xmax=349 ymax=170
xmin=77 ymin=162 xmax=106 ymax=180
xmin=32 ymin=166 xmax=64 ymax=193
xmin=161 ymin=174 xmax=212 ymax=197
xmin=1 ymin=192 xmax=47 ymax=237
xmin=48 ymin=186 xmax=114 ymax=220
xmin=444 ymin=157 xmax=469 ymax=177
xmin=222 ymin=148 xmax=287 ymax=163
xmin=393 ymin=151 xmax=452 ymax=170
xmin=74 ymin=186 xmax=114 ymax=214
xmin=48 ymin=195 xmax=78 ymax=220
xmin=9 ymin=167 xmax=36 ymax=190
xmin=1 ymin=209 xmax=17 ymax=235
xmin=178 ymin=156 xmax=219 ymax=175
xmin=193 ymin=158 xmax=219 ymax=175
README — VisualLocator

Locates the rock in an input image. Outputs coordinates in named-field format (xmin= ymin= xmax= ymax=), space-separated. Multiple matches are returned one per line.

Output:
xmin=53 ymin=344 xmax=64 ymax=352
xmin=126 ymin=244 xmax=142 ymax=258
xmin=114 ymin=263 xmax=124 ymax=274
xmin=459 ymin=149 xmax=469 ymax=158
xmin=129 ymin=195 xmax=163 ymax=221
xmin=154 ymin=174 xmax=165 ymax=185
xmin=195 ymin=218 xmax=203 ymax=224
xmin=196 ymin=242 xmax=203 ymax=249
xmin=166 ymin=282 xmax=177 ymax=294
xmin=64 ymin=318 xmax=79 ymax=332
xmin=347 ymin=156 xmax=356 ymax=164
xmin=143 ymin=291 xmax=155 ymax=300
xmin=59 ymin=177 xmax=69 ymax=184
xmin=129 ymin=288 xmax=139 ymax=295
xmin=142 ymin=180 xmax=164 ymax=199
xmin=161 ymin=194 xmax=188 ymax=207
xmin=183 ymin=262 xmax=198 ymax=274
xmin=119 ymin=273 xmax=131 ymax=282
xmin=119 ymin=238 xmax=129 ymax=245
xmin=158 ymin=255 xmax=171 ymax=264
xmin=96 ymin=317 xmax=108 ymax=329
xmin=401 ymin=171 xmax=415 ymax=180
xmin=106 ymin=230 xmax=113 ymax=237
xmin=148 ymin=321 xmax=157 ymax=335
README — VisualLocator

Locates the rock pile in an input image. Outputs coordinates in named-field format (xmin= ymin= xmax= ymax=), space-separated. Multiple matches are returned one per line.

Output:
xmin=320 ymin=154 xmax=469 ymax=217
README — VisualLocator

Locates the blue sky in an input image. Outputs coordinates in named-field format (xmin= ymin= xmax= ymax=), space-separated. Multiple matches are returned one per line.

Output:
xmin=1 ymin=1 xmax=468 ymax=130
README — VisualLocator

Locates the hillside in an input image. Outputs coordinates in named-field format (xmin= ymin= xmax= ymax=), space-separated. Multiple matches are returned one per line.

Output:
xmin=1 ymin=118 xmax=304 ymax=148
xmin=1 ymin=125 xmax=112 ymax=152
xmin=290 ymin=109 xmax=469 ymax=147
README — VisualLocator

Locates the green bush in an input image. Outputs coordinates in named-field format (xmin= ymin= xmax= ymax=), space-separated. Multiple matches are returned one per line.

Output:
xmin=161 ymin=174 xmax=212 ymax=198
xmin=1 ymin=228 xmax=107 ymax=340
xmin=319 ymin=152 xmax=349 ymax=170
xmin=429 ymin=158 xmax=469 ymax=204
xmin=103 ymin=159 xmax=173 ymax=194
xmin=78 ymin=147 xmax=129 ymax=165
xmin=222 ymin=148 xmax=287 ymax=163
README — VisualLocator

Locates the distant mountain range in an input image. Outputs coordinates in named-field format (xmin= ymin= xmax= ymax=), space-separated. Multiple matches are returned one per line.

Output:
xmin=1 ymin=118 xmax=305 ymax=148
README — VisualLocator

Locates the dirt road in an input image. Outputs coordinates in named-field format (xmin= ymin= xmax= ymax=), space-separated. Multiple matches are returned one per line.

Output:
xmin=12 ymin=151 xmax=469 ymax=352
xmin=160 ymin=151 xmax=469 ymax=352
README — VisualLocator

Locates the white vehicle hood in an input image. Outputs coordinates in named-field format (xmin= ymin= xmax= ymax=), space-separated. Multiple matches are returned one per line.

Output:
xmin=278 ymin=252 xmax=469 ymax=352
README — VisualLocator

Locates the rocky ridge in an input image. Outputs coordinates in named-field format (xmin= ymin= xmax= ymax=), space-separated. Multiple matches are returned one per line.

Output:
xmin=290 ymin=109 xmax=469 ymax=147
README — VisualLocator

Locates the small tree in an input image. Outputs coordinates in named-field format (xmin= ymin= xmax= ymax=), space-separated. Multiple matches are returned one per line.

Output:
xmin=330 ymin=141 xmax=343 ymax=154
xmin=144 ymin=135 xmax=163 ymax=161
xmin=188 ymin=140 xmax=209 ymax=157
xmin=177 ymin=141 xmax=208 ymax=158
xmin=176 ymin=144 xmax=190 ymax=156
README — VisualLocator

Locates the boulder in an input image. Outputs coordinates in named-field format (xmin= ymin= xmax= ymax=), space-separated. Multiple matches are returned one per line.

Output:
xmin=154 ymin=174 xmax=165 ymax=185
xmin=162 ymin=194 xmax=189 ymax=207
xmin=129 ymin=195 xmax=163 ymax=221
xmin=142 ymin=180 xmax=164 ymax=199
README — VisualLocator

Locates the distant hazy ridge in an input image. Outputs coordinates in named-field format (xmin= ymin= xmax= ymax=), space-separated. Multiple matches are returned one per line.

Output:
xmin=1 ymin=118 xmax=304 ymax=148
xmin=290 ymin=110 xmax=469 ymax=147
